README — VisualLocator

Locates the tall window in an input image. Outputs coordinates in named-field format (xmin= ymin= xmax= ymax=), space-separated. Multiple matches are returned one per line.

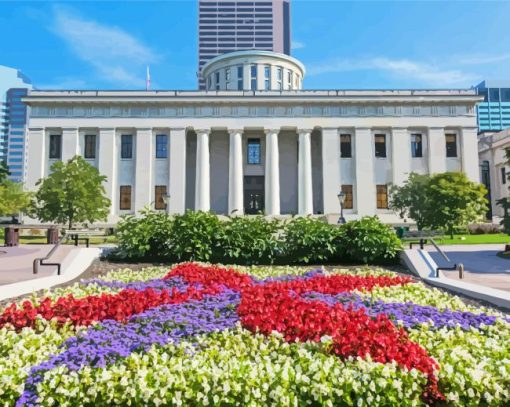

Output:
xmin=411 ymin=133 xmax=423 ymax=158
xmin=276 ymin=67 xmax=282 ymax=90
xmin=445 ymin=133 xmax=457 ymax=157
xmin=250 ymin=64 xmax=257 ymax=90
xmin=247 ymin=138 xmax=261 ymax=164
xmin=237 ymin=66 xmax=243 ymax=90
xmin=502 ymin=167 xmax=506 ymax=185
xmin=121 ymin=135 xmax=133 ymax=159
xmin=376 ymin=185 xmax=388 ymax=209
xmin=155 ymin=185 xmax=167 ymax=210
xmin=225 ymin=68 xmax=231 ymax=88
xmin=286 ymin=70 xmax=292 ymax=89
xmin=264 ymin=65 xmax=271 ymax=90
xmin=340 ymin=134 xmax=352 ymax=158
xmin=84 ymin=134 xmax=96 ymax=159
xmin=207 ymin=76 xmax=212 ymax=90
xmin=341 ymin=185 xmax=353 ymax=209
xmin=215 ymin=71 xmax=220 ymax=90
xmin=374 ymin=134 xmax=386 ymax=158
xmin=119 ymin=186 xmax=132 ymax=210
xmin=49 ymin=134 xmax=62 ymax=159
xmin=156 ymin=134 xmax=168 ymax=159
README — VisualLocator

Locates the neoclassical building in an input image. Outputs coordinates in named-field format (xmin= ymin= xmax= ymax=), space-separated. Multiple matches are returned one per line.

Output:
xmin=23 ymin=51 xmax=481 ymax=224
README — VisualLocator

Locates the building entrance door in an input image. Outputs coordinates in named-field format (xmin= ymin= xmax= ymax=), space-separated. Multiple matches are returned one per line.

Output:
xmin=244 ymin=176 xmax=265 ymax=214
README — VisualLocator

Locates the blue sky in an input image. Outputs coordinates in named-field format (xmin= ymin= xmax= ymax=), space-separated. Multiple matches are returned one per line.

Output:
xmin=1 ymin=0 xmax=510 ymax=90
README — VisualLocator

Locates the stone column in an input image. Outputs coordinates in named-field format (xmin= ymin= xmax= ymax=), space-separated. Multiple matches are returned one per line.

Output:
xmin=391 ymin=127 xmax=410 ymax=186
xmin=25 ymin=127 xmax=45 ymax=191
xmin=169 ymin=128 xmax=187 ymax=214
xmin=98 ymin=128 xmax=117 ymax=217
xmin=461 ymin=126 xmax=480 ymax=183
xmin=195 ymin=129 xmax=210 ymax=211
xmin=62 ymin=127 xmax=79 ymax=161
xmin=228 ymin=129 xmax=244 ymax=215
xmin=298 ymin=129 xmax=313 ymax=215
xmin=134 ymin=128 xmax=153 ymax=213
xmin=428 ymin=127 xmax=446 ymax=174
xmin=354 ymin=127 xmax=376 ymax=216
xmin=321 ymin=128 xmax=341 ymax=214
xmin=265 ymin=129 xmax=280 ymax=215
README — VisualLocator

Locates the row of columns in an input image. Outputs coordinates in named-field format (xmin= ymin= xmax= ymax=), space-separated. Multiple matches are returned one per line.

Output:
xmin=195 ymin=128 xmax=315 ymax=215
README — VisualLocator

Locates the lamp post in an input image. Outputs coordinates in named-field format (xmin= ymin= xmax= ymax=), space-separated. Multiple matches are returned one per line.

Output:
xmin=337 ymin=191 xmax=346 ymax=224
xmin=162 ymin=193 xmax=170 ymax=212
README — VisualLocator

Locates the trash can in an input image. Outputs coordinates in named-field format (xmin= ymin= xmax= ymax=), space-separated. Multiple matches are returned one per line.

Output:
xmin=47 ymin=228 xmax=60 ymax=244
xmin=4 ymin=227 xmax=20 ymax=247
xmin=395 ymin=226 xmax=405 ymax=239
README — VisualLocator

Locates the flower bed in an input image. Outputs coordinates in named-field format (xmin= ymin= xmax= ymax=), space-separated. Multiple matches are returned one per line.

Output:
xmin=1 ymin=263 xmax=509 ymax=406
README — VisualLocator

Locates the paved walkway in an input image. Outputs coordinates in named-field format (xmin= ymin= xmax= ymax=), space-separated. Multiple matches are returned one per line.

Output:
xmin=428 ymin=244 xmax=510 ymax=292
xmin=0 ymin=244 xmax=74 ymax=285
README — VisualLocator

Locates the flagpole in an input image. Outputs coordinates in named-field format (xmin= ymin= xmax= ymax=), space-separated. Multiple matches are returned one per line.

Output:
xmin=146 ymin=66 xmax=151 ymax=91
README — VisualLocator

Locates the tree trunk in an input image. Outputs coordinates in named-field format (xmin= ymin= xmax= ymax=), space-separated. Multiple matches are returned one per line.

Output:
xmin=449 ymin=226 xmax=454 ymax=239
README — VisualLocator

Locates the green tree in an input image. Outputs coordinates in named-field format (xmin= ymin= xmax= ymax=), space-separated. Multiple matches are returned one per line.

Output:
xmin=32 ymin=156 xmax=111 ymax=230
xmin=0 ymin=161 xmax=9 ymax=185
xmin=0 ymin=181 xmax=31 ymax=222
xmin=426 ymin=172 xmax=488 ymax=238
xmin=389 ymin=173 xmax=431 ymax=230
xmin=497 ymin=147 xmax=510 ymax=234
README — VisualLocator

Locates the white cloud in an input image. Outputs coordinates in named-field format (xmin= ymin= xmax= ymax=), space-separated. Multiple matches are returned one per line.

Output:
xmin=51 ymin=7 xmax=158 ymax=88
xmin=292 ymin=41 xmax=306 ymax=50
xmin=456 ymin=53 xmax=510 ymax=66
xmin=38 ymin=77 xmax=88 ymax=90
xmin=307 ymin=57 xmax=478 ymax=86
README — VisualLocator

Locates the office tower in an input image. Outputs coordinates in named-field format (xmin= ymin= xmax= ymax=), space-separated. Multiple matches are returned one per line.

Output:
xmin=475 ymin=80 xmax=510 ymax=133
xmin=0 ymin=65 xmax=32 ymax=182
xmin=198 ymin=0 xmax=291 ymax=89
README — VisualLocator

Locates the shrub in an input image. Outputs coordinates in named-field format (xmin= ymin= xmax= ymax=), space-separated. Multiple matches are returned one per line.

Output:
xmin=218 ymin=215 xmax=281 ymax=265
xmin=169 ymin=210 xmax=221 ymax=262
xmin=282 ymin=216 xmax=339 ymax=263
xmin=467 ymin=223 xmax=502 ymax=235
xmin=115 ymin=208 xmax=173 ymax=259
xmin=337 ymin=216 xmax=402 ymax=264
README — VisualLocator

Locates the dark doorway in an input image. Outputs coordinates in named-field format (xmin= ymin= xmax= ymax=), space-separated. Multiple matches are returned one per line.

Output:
xmin=244 ymin=176 xmax=265 ymax=214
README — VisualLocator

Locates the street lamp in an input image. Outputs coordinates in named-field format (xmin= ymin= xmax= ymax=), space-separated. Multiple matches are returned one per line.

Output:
xmin=337 ymin=191 xmax=346 ymax=224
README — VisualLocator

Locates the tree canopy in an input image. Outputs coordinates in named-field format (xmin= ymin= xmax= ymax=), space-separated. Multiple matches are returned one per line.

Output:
xmin=32 ymin=156 xmax=111 ymax=230
xmin=0 ymin=161 xmax=9 ymax=185
xmin=0 ymin=180 xmax=32 ymax=221
xmin=390 ymin=172 xmax=488 ymax=238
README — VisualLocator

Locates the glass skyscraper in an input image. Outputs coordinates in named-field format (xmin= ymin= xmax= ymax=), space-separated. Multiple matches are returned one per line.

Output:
xmin=198 ymin=0 xmax=291 ymax=89
xmin=475 ymin=80 xmax=510 ymax=133
xmin=0 ymin=65 xmax=32 ymax=182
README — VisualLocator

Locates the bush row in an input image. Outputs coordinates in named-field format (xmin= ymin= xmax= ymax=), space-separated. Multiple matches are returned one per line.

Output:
xmin=112 ymin=210 xmax=402 ymax=265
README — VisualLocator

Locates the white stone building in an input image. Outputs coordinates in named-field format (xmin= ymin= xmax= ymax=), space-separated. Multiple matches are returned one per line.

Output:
xmin=23 ymin=51 xmax=481 ymax=225
xmin=478 ymin=128 xmax=510 ymax=220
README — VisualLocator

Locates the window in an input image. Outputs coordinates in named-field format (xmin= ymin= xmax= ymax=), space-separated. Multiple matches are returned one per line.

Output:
xmin=411 ymin=133 xmax=423 ymax=158
xmin=237 ymin=66 xmax=243 ymax=90
xmin=155 ymin=185 xmax=167 ymax=210
xmin=207 ymin=76 xmax=212 ymax=90
xmin=276 ymin=67 xmax=282 ymax=90
xmin=264 ymin=65 xmax=270 ymax=90
xmin=247 ymin=138 xmax=261 ymax=164
xmin=340 ymin=134 xmax=352 ymax=158
xmin=341 ymin=185 xmax=353 ymax=209
xmin=119 ymin=186 xmax=132 ymax=210
xmin=84 ymin=134 xmax=96 ymax=159
xmin=49 ymin=134 xmax=61 ymax=159
xmin=286 ymin=70 xmax=292 ymax=89
xmin=156 ymin=134 xmax=168 ymax=159
xmin=121 ymin=135 xmax=133 ymax=159
xmin=250 ymin=64 xmax=257 ymax=90
xmin=489 ymin=88 xmax=500 ymax=102
xmin=215 ymin=71 xmax=220 ymax=90
xmin=445 ymin=133 xmax=457 ymax=157
xmin=502 ymin=167 xmax=506 ymax=185
xmin=376 ymin=185 xmax=388 ymax=209
xmin=225 ymin=68 xmax=231 ymax=88
xmin=374 ymin=134 xmax=386 ymax=158
xmin=501 ymin=88 xmax=510 ymax=102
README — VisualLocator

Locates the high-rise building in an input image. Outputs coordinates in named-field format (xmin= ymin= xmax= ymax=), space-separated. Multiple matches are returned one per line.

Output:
xmin=474 ymin=80 xmax=510 ymax=133
xmin=0 ymin=65 xmax=32 ymax=182
xmin=198 ymin=0 xmax=291 ymax=89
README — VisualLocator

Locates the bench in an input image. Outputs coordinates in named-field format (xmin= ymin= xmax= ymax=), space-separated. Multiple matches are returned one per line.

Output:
xmin=65 ymin=230 xmax=106 ymax=248
xmin=402 ymin=230 xmax=445 ymax=249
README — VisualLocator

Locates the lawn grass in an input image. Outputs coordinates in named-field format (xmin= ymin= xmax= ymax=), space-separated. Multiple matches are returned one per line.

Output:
xmin=433 ymin=233 xmax=510 ymax=245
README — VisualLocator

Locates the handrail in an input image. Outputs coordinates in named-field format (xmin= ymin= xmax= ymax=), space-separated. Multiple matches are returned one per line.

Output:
xmin=33 ymin=234 xmax=69 ymax=275
xmin=430 ymin=238 xmax=457 ymax=277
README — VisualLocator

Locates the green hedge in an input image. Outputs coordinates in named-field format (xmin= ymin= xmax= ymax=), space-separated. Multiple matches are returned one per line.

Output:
xmin=112 ymin=210 xmax=402 ymax=265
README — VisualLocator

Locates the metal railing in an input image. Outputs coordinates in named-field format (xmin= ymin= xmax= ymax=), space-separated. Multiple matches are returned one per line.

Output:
xmin=33 ymin=234 xmax=69 ymax=275
xmin=430 ymin=238 xmax=459 ymax=277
